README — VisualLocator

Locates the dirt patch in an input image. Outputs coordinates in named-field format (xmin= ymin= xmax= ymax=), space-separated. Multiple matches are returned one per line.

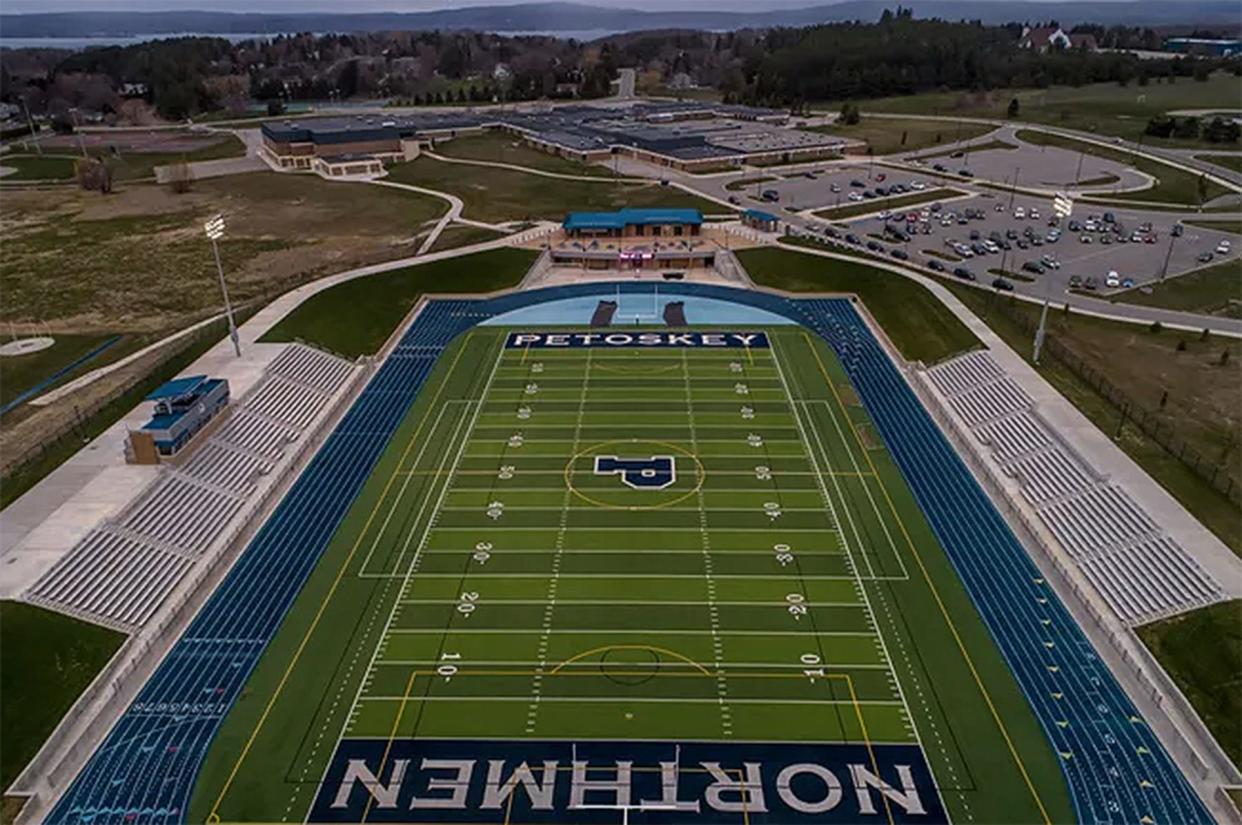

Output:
xmin=855 ymin=421 xmax=883 ymax=450
xmin=838 ymin=383 xmax=861 ymax=407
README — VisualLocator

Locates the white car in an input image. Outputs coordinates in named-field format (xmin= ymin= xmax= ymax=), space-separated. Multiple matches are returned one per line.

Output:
xmin=1030 ymin=209 xmax=1040 ymax=220
xmin=849 ymin=192 xmax=864 ymax=202
xmin=911 ymin=181 xmax=927 ymax=191
xmin=1041 ymin=255 xmax=1061 ymax=270
xmin=877 ymin=210 xmax=892 ymax=220
xmin=1014 ymin=207 xmax=1026 ymax=219
xmin=1217 ymin=240 xmax=1232 ymax=255
xmin=1105 ymin=271 xmax=1121 ymax=288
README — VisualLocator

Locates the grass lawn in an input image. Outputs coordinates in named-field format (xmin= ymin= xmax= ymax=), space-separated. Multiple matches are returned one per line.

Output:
xmin=103 ymin=134 xmax=247 ymax=182
xmin=814 ymin=116 xmax=995 ymax=156
xmin=260 ymin=247 xmax=537 ymax=357
xmin=0 ymin=601 xmax=125 ymax=789
xmin=426 ymin=223 xmax=507 ymax=253
xmin=0 ymin=154 xmax=78 ymax=181
xmin=846 ymin=74 xmax=1242 ymax=149
xmin=1196 ymin=153 xmax=1242 ymax=174
xmin=1 ymin=174 xmax=446 ymax=327
xmin=1185 ymin=218 xmax=1242 ymax=235
xmin=812 ymin=187 xmax=964 ymax=221
xmin=1110 ymin=257 xmax=1242 ymax=317
xmin=0 ymin=333 xmax=120 ymax=410
xmin=0 ymin=312 xmax=251 ymax=509
xmin=387 ymin=157 xmax=721 ymax=223
xmin=432 ymin=132 xmax=602 ymax=176
xmin=724 ymin=175 xmax=778 ymax=192
xmin=911 ymin=139 xmax=1017 ymax=162
xmin=735 ymin=245 xmax=979 ymax=363
xmin=1137 ymin=599 xmax=1241 ymax=767
xmin=1015 ymin=129 xmax=1232 ymax=206
xmin=942 ymin=282 xmax=1241 ymax=553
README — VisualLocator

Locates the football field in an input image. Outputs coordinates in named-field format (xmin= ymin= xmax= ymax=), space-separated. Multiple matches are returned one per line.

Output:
xmin=345 ymin=334 xmax=914 ymax=747
xmin=192 ymin=326 xmax=1071 ymax=824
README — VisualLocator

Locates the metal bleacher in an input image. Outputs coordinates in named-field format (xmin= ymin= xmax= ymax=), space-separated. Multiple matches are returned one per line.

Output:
xmin=926 ymin=350 xmax=1224 ymax=627
xmin=24 ymin=343 xmax=356 ymax=632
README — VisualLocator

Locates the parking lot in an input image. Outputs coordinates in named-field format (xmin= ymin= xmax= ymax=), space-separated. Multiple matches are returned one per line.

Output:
xmin=734 ymin=167 xmax=1237 ymax=296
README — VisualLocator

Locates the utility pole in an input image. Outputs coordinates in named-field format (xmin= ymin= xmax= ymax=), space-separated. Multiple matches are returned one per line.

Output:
xmin=1033 ymin=297 xmax=1051 ymax=365
xmin=1008 ymin=166 xmax=1021 ymax=210
xmin=20 ymin=96 xmax=42 ymax=156
xmin=1159 ymin=232 xmax=1177 ymax=282
xmin=204 ymin=215 xmax=241 ymax=357
xmin=1074 ymin=147 xmax=1085 ymax=186
xmin=69 ymin=108 xmax=88 ymax=159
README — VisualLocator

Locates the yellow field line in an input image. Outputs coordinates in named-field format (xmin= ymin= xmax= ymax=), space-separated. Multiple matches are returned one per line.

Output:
xmin=362 ymin=671 xmax=418 ymax=823
xmin=206 ymin=333 xmax=477 ymax=823
xmin=803 ymin=332 xmax=1051 ymax=825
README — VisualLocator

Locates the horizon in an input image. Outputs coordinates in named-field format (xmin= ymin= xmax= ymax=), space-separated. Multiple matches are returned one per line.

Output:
xmin=0 ymin=0 xmax=1148 ymax=14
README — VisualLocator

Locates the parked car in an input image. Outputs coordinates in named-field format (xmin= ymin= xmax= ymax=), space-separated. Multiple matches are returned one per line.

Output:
xmin=727 ymin=195 xmax=741 ymax=205
xmin=952 ymin=266 xmax=977 ymax=281
xmin=1069 ymin=275 xmax=1083 ymax=288
xmin=850 ymin=179 xmax=865 ymax=188
xmin=761 ymin=189 xmax=780 ymax=202
xmin=1022 ymin=261 xmax=1045 ymax=275
xmin=928 ymin=259 xmax=946 ymax=272
xmin=1198 ymin=251 xmax=1214 ymax=263
xmin=1079 ymin=235 xmax=1092 ymax=244
xmin=867 ymin=240 xmax=883 ymax=252
xmin=1121 ymin=278 xmax=1136 ymax=288
xmin=1105 ymin=271 xmax=1121 ymax=288
xmin=1171 ymin=223 xmax=1184 ymax=237
xmin=891 ymin=248 xmax=909 ymax=260
xmin=830 ymin=183 xmax=841 ymax=193
xmin=992 ymin=277 xmax=1015 ymax=291
xmin=958 ymin=168 xmax=974 ymax=177
xmin=1217 ymin=240 xmax=1232 ymax=255
xmin=1083 ymin=276 xmax=1099 ymax=291
xmin=845 ymin=233 xmax=860 ymax=245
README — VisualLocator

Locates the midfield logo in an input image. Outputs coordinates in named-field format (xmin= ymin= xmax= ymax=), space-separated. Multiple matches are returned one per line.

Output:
xmin=593 ymin=455 xmax=677 ymax=490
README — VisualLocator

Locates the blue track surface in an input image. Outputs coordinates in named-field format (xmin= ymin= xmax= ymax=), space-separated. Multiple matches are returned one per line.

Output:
xmin=49 ymin=283 xmax=1208 ymax=824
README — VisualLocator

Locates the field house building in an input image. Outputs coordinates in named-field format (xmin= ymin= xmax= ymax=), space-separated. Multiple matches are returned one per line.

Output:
xmin=260 ymin=101 xmax=847 ymax=175
xmin=551 ymin=208 xmax=717 ymax=270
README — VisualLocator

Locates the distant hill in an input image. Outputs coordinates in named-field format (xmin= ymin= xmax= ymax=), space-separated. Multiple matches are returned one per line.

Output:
xmin=3 ymin=1 xmax=1241 ymax=40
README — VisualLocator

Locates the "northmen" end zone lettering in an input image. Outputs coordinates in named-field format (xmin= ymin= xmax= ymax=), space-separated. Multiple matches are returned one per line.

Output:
xmin=505 ymin=332 xmax=770 ymax=349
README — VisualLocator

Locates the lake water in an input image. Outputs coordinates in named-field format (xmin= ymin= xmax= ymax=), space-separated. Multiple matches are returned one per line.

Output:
xmin=0 ymin=28 xmax=621 ymax=50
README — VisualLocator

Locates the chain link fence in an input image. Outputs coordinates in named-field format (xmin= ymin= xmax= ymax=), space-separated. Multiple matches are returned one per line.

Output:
xmin=989 ymin=297 xmax=1241 ymax=506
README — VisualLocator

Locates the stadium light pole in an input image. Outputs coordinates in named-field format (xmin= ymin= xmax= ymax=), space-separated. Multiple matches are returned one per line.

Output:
xmin=20 ymin=96 xmax=42 ymax=156
xmin=205 ymin=214 xmax=242 ymax=357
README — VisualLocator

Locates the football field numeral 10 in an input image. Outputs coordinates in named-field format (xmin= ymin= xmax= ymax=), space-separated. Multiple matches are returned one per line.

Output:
xmin=800 ymin=652 xmax=826 ymax=681
xmin=438 ymin=652 xmax=462 ymax=680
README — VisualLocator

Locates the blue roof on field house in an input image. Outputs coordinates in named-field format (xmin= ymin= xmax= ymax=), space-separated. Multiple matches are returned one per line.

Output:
xmin=563 ymin=208 xmax=703 ymax=232
xmin=743 ymin=209 xmax=779 ymax=223
xmin=145 ymin=375 xmax=209 ymax=401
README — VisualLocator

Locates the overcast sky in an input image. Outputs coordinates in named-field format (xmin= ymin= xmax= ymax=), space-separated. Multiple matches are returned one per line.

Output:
xmin=2 ymin=0 xmax=1082 ymax=12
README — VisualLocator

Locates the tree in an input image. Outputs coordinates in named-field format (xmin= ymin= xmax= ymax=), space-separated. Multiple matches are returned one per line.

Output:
xmin=1007 ymin=97 xmax=1020 ymax=118
xmin=75 ymin=157 xmax=112 ymax=194
xmin=838 ymin=101 xmax=860 ymax=125
xmin=1197 ymin=173 xmax=1209 ymax=208
xmin=267 ymin=98 xmax=285 ymax=116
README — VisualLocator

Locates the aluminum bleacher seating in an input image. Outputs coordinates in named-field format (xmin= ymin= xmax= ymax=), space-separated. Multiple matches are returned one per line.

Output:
xmin=926 ymin=349 xmax=1226 ymax=627
xmin=26 ymin=528 xmax=193 ymax=631
xmin=23 ymin=343 xmax=356 ymax=632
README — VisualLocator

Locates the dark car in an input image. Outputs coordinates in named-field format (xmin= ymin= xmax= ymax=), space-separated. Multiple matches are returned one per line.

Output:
xmin=1005 ymin=229 xmax=1019 ymax=240
xmin=1197 ymin=251 xmax=1213 ymax=263
xmin=727 ymin=195 xmax=741 ymax=205
xmin=992 ymin=277 xmax=1014 ymax=291
xmin=891 ymin=248 xmax=909 ymax=260
xmin=850 ymin=179 xmax=865 ymax=188
xmin=1083 ymin=276 xmax=1099 ymax=291
xmin=958 ymin=168 xmax=975 ymax=177
xmin=1172 ymin=223 xmax=1184 ymax=237
xmin=1069 ymin=274 xmax=1083 ymax=288
xmin=845 ymin=233 xmax=861 ymax=244
xmin=928 ymin=259 xmax=946 ymax=272
xmin=1016 ymin=239 xmax=1029 ymax=249
xmin=1103 ymin=212 xmax=1116 ymax=223
xmin=930 ymin=202 xmax=942 ymax=212
xmin=867 ymin=240 xmax=883 ymax=252
xmin=761 ymin=189 xmax=780 ymax=202
xmin=1067 ymin=220 xmax=1081 ymax=231
xmin=1022 ymin=261 xmax=1045 ymax=275
xmin=824 ymin=227 xmax=840 ymax=239
xmin=662 ymin=271 xmax=685 ymax=280
xmin=876 ymin=186 xmax=889 ymax=196
xmin=953 ymin=266 xmax=976 ymax=281
xmin=863 ymin=191 xmax=876 ymax=199
xmin=933 ymin=163 xmax=947 ymax=172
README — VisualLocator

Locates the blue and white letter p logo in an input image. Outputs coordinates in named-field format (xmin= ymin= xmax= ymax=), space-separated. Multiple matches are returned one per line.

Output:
xmin=593 ymin=455 xmax=676 ymax=489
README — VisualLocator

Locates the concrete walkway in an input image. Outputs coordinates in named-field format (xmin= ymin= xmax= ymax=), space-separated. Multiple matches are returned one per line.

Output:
xmin=369 ymin=178 xmax=461 ymax=254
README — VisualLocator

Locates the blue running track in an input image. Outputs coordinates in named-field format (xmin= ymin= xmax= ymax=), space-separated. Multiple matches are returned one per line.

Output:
xmin=49 ymin=283 xmax=1209 ymax=824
